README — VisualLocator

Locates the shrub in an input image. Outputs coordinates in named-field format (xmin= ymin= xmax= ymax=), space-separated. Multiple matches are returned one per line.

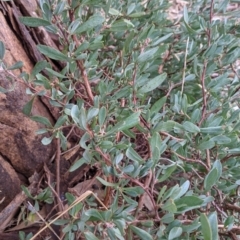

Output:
xmin=1 ymin=0 xmax=240 ymax=239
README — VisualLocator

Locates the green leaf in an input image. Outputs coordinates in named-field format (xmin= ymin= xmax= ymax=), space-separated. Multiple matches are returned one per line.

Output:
xmin=129 ymin=12 xmax=147 ymax=18
xmin=173 ymin=180 xmax=190 ymax=200
xmin=126 ymin=147 xmax=144 ymax=163
xmin=31 ymin=116 xmax=52 ymax=127
xmin=123 ymin=186 xmax=144 ymax=197
xmin=0 ymin=41 xmax=5 ymax=59
xmin=54 ymin=115 xmax=67 ymax=128
xmin=175 ymin=196 xmax=203 ymax=213
xmin=87 ymin=108 xmax=99 ymax=121
xmin=161 ymin=199 xmax=177 ymax=213
xmin=21 ymin=185 xmax=33 ymax=198
xmin=75 ymin=14 xmax=105 ymax=33
xmin=99 ymin=141 xmax=113 ymax=149
xmin=85 ymin=209 xmax=104 ymax=221
xmin=208 ymin=212 xmax=218 ymax=240
xmin=161 ymin=213 xmax=174 ymax=224
xmin=200 ymin=127 xmax=223 ymax=135
xmin=22 ymin=97 xmax=35 ymax=116
xmin=99 ymin=106 xmax=107 ymax=127
xmin=96 ymin=177 xmax=118 ymax=187
xmin=79 ymin=107 xmax=87 ymax=130
xmin=84 ymin=232 xmax=100 ymax=240
xmin=31 ymin=60 xmax=49 ymax=77
xmin=106 ymin=112 xmax=140 ymax=136
xmin=109 ymin=8 xmax=123 ymax=16
xmin=200 ymin=213 xmax=212 ymax=240
xmin=37 ymin=45 xmax=70 ymax=61
xmin=169 ymin=227 xmax=183 ymax=240
xmin=35 ymin=74 xmax=51 ymax=89
xmin=137 ymin=47 xmax=159 ymax=63
xmin=8 ymin=61 xmax=23 ymax=70
xmin=129 ymin=225 xmax=153 ymax=240
xmin=210 ymin=135 xmax=231 ymax=144
xmin=198 ymin=139 xmax=215 ymax=150
xmin=154 ymin=120 xmax=176 ymax=132
xmin=151 ymin=33 xmax=173 ymax=47
xmin=41 ymin=136 xmax=53 ymax=145
xmin=227 ymin=148 xmax=240 ymax=154
xmin=183 ymin=121 xmax=200 ymax=133
xmin=204 ymin=168 xmax=218 ymax=191
xmin=212 ymin=160 xmax=222 ymax=180
xmin=138 ymin=73 xmax=167 ymax=93
xmin=158 ymin=165 xmax=177 ymax=182
xmin=150 ymin=96 xmax=167 ymax=115
xmin=19 ymin=17 xmax=51 ymax=27
xmin=45 ymin=68 xmax=66 ymax=78
xmin=110 ymin=19 xmax=134 ymax=31
xmin=69 ymin=158 xmax=86 ymax=172
xmin=71 ymin=105 xmax=80 ymax=124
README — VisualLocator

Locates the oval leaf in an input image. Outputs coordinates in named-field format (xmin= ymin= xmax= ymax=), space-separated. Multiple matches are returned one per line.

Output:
xmin=0 ymin=41 xmax=5 ymax=59
xmin=200 ymin=213 xmax=212 ymax=240
xmin=183 ymin=121 xmax=200 ymax=133
xmin=139 ymin=73 xmax=167 ymax=93
xmin=37 ymin=45 xmax=70 ymax=61
xmin=169 ymin=227 xmax=183 ymax=240
xmin=204 ymin=168 xmax=218 ymax=191
xmin=129 ymin=225 xmax=153 ymax=240
xmin=19 ymin=17 xmax=51 ymax=27
xmin=75 ymin=14 xmax=105 ymax=34
xmin=137 ymin=47 xmax=159 ymax=63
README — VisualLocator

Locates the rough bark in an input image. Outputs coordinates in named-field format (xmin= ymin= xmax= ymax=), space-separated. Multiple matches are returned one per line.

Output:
xmin=0 ymin=0 xmax=54 ymax=212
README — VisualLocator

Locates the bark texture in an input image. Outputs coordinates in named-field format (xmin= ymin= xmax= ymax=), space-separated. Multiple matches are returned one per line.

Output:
xmin=0 ymin=0 xmax=54 ymax=212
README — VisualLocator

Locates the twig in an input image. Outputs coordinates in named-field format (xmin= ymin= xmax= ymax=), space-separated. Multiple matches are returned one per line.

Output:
xmin=206 ymin=149 xmax=211 ymax=169
xmin=55 ymin=138 xmax=61 ymax=212
xmin=132 ymin=64 xmax=138 ymax=105
xmin=67 ymin=6 xmax=94 ymax=105
xmin=221 ymin=154 xmax=240 ymax=163
xmin=161 ymin=131 xmax=184 ymax=142
xmin=30 ymin=191 xmax=108 ymax=240
xmin=27 ymin=201 xmax=60 ymax=240
xmin=135 ymin=170 xmax=153 ymax=217
xmin=199 ymin=0 xmax=214 ymax=126
xmin=173 ymin=151 xmax=209 ymax=171
xmin=181 ymin=37 xmax=189 ymax=95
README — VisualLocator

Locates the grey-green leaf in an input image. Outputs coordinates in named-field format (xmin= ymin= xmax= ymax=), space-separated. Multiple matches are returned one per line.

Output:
xmin=208 ymin=212 xmax=218 ymax=240
xmin=198 ymin=140 xmax=215 ymax=150
xmin=139 ymin=73 xmax=167 ymax=93
xmin=183 ymin=121 xmax=200 ymax=133
xmin=75 ymin=14 xmax=105 ymax=34
xmin=204 ymin=168 xmax=218 ymax=191
xmin=99 ymin=106 xmax=107 ymax=127
xmin=126 ymin=147 xmax=144 ymax=163
xmin=22 ymin=97 xmax=35 ymax=116
xmin=31 ymin=60 xmax=49 ymax=77
xmin=37 ymin=45 xmax=70 ymax=61
xmin=84 ymin=232 xmax=100 ymax=240
xmin=129 ymin=225 xmax=153 ymax=240
xmin=137 ymin=47 xmax=159 ymax=63
xmin=0 ymin=41 xmax=5 ymax=59
xmin=19 ymin=17 xmax=51 ymax=27
xmin=200 ymin=213 xmax=212 ymax=240
xmin=8 ymin=61 xmax=23 ymax=70
xmin=31 ymin=116 xmax=52 ymax=127
xmin=169 ymin=227 xmax=183 ymax=240
xmin=106 ymin=112 xmax=140 ymax=136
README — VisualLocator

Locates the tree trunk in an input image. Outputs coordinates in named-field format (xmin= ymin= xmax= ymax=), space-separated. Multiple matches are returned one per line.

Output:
xmin=0 ymin=0 xmax=54 ymax=212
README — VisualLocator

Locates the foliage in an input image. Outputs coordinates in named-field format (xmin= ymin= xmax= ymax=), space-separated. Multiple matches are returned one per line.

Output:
xmin=1 ymin=0 xmax=240 ymax=239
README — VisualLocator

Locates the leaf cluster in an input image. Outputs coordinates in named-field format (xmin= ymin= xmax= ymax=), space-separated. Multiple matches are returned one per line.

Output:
xmin=1 ymin=0 xmax=240 ymax=239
